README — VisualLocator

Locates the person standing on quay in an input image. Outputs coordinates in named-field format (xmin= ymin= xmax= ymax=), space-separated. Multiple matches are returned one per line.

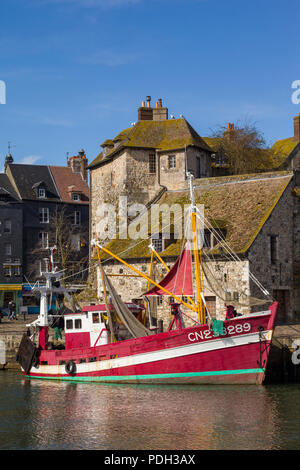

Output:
xmin=8 ymin=300 xmax=16 ymax=320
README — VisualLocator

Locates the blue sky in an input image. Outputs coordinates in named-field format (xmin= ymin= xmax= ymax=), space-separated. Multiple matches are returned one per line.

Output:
xmin=0 ymin=0 xmax=300 ymax=168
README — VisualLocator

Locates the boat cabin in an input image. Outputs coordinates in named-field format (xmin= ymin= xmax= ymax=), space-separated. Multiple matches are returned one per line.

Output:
xmin=64 ymin=303 xmax=144 ymax=349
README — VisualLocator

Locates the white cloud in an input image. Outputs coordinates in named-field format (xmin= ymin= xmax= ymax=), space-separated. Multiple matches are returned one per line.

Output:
xmin=81 ymin=50 xmax=139 ymax=67
xmin=19 ymin=155 xmax=42 ymax=165
xmin=36 ymin=0 xmax=140 ymax=8
xmin=41 ymin=117 xmax=73 ymax=127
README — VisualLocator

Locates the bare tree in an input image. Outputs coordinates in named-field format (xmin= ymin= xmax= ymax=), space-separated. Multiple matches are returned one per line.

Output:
xmin=210 ymin=119 xmax=283 ymax=175
xmin=51 ymin=206 xmax=89 ymax=285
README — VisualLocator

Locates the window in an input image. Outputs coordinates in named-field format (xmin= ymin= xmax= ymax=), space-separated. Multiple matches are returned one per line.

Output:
xmin=93 ymin=313 xmax=100 ymax=324
xmin=72 ymin=193 xmax=80 ymax=202
xmin=202 ymin=229 xmax=226 ymax=250
xmin=205 ymin=296 xmax=216 ymax=318
xmin=5 ymin=243 xmax=12 ymax=256
xmin=168 ymin=155 xmax=176 ymax=169
xmin=71 ymin=211 xmax=81 ymax=226
xmin=149 ymin=153 xmax=156 ymax=174
xmin=39 ymin=232 xmax=49 ymax=249
xmin=75 ymin=319 xmax=82 ymax=329
xmin=66 ymin=319 xmax=73 ymax=330
xmin=152 ymin=233 xmax=163 ymax=252
xmin=39 ymin=208 xmax=49 ymax=224
xmin=38 ymin=188 xmax=46 ymax=198
xmin=14 ymin=266 xmax=21 ymax=276
xmin=270 ymin=235 xmax=278 ymax=265
xmin=4 ymin=219 xmax=11 ymax=233
xmin=4 ymin=266 xmax=11 ymax=277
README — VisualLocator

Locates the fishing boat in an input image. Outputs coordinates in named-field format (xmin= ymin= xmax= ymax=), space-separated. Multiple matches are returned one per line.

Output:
xmin=16 ymin=173 xmax=278 ymax=385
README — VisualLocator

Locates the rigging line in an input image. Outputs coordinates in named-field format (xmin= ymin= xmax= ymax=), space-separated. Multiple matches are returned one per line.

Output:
xmin=195 ymin=207 xmax=272 ymax=298
xmin=171 ymin=209 xmax=190 ymax=296
xmin=196 ymin=211 xmax=264 ymax=296
xmin=101 ymin=210 xmax=185 ymax=265
xmin=60 ymin=211 xmax=185 ymax=283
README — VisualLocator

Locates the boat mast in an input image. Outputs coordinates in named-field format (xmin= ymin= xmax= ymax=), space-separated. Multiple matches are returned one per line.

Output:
xmin=187 ymin=172 xmax=205 ymax=324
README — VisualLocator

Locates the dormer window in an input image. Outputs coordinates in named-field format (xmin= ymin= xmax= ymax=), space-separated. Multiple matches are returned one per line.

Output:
xmin=0 ymin=187 xmax=11 ymax=202
xmin=68 ymin=185 xmax=83 ymax=202
xmin=33 ymin=182 xmax=47 ymax=198
xmin=72 ymin=193 xmax=81 ymax=202
xmin=38 ymin=187 xmax=46 ymax=198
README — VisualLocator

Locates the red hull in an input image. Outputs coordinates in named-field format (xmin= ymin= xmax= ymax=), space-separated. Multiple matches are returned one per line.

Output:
xmin=24 ymin=302 xmax=278 ymax=385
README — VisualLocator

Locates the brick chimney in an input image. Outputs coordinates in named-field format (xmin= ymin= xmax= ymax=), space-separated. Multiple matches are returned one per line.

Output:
xmin=68 ymin=149 xmax=88 ymax=182
xmin=138 ymin=96 xmax=168 ymax=121
xmin=293 ymin=114 xmax=300 ymax=141
xmin=224 ymin=123 xmax=235 ymax=141
xmin=153 ymin=98 xmax=168 ymax=121
xmin=138 ymin=96 xmax=153 ymax=121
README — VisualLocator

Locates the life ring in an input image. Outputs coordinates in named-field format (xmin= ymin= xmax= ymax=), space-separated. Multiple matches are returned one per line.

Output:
xmin=65 ymin=360 xmax=76 ymax=375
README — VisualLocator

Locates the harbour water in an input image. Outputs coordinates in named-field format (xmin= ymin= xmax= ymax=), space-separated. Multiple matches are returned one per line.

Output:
xmin=1 ymin=370 xmax=300 ymax=450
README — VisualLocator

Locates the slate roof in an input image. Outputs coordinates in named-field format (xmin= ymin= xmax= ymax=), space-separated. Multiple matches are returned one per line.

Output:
xmin=49 ymin=166 xmax=89 ymax=204
xmin=8 ymin=164 xmax=60 ymax=201
xmin=6 ymin=163 xmax=90 ymax=204
xmin=88 ymin=118 xmax=214 ymax=169
xmin=0 ymin=174 xmax=20 ymax=203
xmin=100 ymin=171 xmax=293 ymax=260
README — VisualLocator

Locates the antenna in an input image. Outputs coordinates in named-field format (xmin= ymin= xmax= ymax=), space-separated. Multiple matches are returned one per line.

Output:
xmin=8 ymin=141 xmax=16 ymax=154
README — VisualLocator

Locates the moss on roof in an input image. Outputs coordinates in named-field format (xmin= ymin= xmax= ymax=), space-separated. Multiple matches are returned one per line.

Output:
xmin=272 ymin=137 xmax=299 ymax=156
xmin=88 ymin=119 xmax=213 ymax=169
xmin=269 ymin=137 xmax=300 ymax=168
xmin=99 ymin=171 xmax=293 ymax=261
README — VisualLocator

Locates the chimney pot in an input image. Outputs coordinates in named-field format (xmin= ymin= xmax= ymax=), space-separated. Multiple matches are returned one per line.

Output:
xmin=146 ymin=96 xmax=151 ymax=108
xmin=158 ymin=98 xmax=162 ymax=108
xmin=142 ymin=100 xmax=145 ymax=107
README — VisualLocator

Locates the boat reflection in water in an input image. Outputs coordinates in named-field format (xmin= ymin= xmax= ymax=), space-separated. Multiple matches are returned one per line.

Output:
xmin=24 ymin=379 xmax=282 ymax=450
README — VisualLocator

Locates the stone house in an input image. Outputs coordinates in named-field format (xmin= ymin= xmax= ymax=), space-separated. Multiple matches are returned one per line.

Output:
xmin=94 ymin=170 xmax=299 ymax=329
xmin=88 ymin=97 xmax=214 ymax=243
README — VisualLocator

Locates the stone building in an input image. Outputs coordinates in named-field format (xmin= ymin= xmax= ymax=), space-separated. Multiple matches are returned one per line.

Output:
xmin=94 ymin=170 xmax=299 ymax=329
xmin=88 ymin=97 xmax=214 ymax=242
xmin=87 ymin=97 xmax=300 ymax=328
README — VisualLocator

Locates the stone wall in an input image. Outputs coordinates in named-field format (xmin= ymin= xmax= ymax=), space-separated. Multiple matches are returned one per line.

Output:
xmin=90 ymin=149 xmax=164 ymax=242
xmin=97 ymin=255 xmax=251 ymax=331
xmin=292 ymin=172 xmax=300 ymax=316
xmin=291 ymin=148 xmax=300 ymax=171
xmin=0 ymin=334 xmax=22 ymax=369
xmin=248 ymin=179 xmax=295 ymax=321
